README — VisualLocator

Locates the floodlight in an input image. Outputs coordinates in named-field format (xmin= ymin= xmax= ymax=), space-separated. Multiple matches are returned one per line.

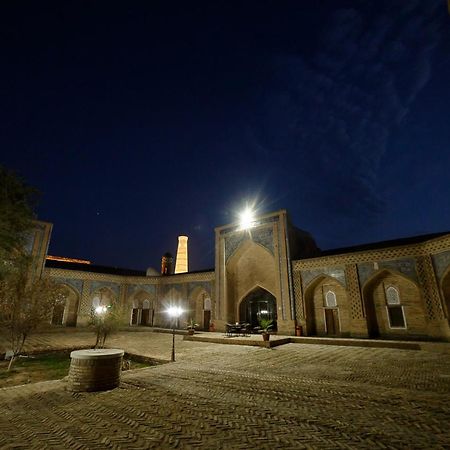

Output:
xmin=239 ymin=207 xmax=255 ymax=230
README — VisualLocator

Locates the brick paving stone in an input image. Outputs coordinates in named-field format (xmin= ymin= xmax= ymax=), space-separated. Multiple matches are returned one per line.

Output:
xmin=0 ymin=330 xmax=449 ymax=449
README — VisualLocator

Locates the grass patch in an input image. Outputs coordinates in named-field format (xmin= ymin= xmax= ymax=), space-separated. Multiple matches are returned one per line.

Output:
xmin=0 ymin=352 xmax=150 ymax=388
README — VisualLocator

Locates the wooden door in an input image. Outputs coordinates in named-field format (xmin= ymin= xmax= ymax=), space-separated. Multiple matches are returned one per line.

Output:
xmin=51 ymin=302 xmax=65 ymax=325
xmin=325 ymin=309 xmax=339 ymax=335
xmin=131 ymin=308 xmax=139 ymax=325
xmin=203 ymin=310 xmax=211 ymax=331
xmin=141 ymin=309 xmax=150 ymax=326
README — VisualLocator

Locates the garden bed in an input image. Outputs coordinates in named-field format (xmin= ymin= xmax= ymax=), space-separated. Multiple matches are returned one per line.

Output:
xmin=0 ymin=350 xmax=158 ymax=388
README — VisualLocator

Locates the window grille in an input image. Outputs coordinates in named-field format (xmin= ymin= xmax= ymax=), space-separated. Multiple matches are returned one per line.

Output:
xmin=325 ymin=290 xmax=337 ymax=307
xmin=385 ymin=286 xmax=406 ymax=328
xmin=386 ymin=286 xmax=400 ymax=305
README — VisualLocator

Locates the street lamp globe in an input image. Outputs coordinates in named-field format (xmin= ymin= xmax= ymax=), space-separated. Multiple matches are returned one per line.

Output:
xmin=167 ymin=306 xmax=183 ymax=362
xmin=95 ymin=305 xmax=107 ymax=315
xmin=167 ymin=306 xmax=183 ymax=318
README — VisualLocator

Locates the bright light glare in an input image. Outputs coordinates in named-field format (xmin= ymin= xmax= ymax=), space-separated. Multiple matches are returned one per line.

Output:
xmin=167 ymin=306 xmax=183 ymax=318
xmin=239 ymin=208 xmax=255 ymax=230
xmin=95 ymin=305 xmax=107 ymax=314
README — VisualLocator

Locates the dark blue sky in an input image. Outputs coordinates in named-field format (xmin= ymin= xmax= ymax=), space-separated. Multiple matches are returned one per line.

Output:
xmin=1 ymin=0 xmax=450 ymax=271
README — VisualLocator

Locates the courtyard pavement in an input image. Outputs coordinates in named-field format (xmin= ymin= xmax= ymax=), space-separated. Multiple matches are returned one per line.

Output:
xmin=0 ymin=330 xmax=449 ymax=449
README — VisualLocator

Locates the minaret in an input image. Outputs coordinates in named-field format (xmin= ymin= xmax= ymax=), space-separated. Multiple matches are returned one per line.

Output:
xmin=161 ymin=252 xmax=174 ymax=275
xmin=174 ymin=235 xmax=188 ymax=274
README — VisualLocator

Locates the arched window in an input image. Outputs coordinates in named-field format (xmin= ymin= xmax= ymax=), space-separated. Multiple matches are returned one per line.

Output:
xmin=386 ymin=287 xmax=400 ymax=305
xmin=325 ymin=290 xmax=337 ymax=308
xmin=143 ymin=300 xmax=150 ymax=309
xmin=385 ymin=286 xmax=406 ymax=328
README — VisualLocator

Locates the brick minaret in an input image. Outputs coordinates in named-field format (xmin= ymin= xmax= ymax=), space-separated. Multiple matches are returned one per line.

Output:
xmin=174 ymin=235 xmax=188 ymax=274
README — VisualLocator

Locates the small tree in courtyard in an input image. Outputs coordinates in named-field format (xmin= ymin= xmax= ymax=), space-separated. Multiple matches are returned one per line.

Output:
xmin=89 ymin=303 xmax=122 ymax=348
xmin=0 ymin=255 xmax=64 ymax=371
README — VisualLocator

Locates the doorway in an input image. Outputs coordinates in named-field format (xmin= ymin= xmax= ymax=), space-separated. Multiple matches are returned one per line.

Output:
xmin=324 ymin=308 xmax=339 ymax=335
xmin=239 ymin=287 xmax=277 ymax=330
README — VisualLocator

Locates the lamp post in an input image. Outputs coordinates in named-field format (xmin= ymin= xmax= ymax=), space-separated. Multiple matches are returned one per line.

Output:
xmin=167 ymin=306 xmax=183 ymax=362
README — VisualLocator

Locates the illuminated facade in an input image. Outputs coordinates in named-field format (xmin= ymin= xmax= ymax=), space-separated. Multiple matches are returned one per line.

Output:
xmin=40 ymin=210 xmax=450 ymax=341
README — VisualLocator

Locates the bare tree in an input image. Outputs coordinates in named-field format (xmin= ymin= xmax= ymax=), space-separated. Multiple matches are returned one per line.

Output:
xmin=89 ymin=304 xmax=123 ymax=349
xmin=0 ymin=255 xmax=64 ymax=371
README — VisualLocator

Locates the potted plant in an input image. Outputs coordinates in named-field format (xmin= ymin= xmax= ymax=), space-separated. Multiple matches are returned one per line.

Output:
xmin=259 ymin=318 xmax=273 ymax=341
xmin=186 ymin=318 xmax=199 ymax=335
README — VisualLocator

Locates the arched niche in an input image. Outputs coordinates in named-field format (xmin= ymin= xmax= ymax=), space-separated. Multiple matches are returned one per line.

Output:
xmin=51 ymin=284 xmax=80 ymax=327
xmin=157 ymin=287 xmax=186 ymax=329
xmin=225 ymin=239 xmax=277 ymax=323
xmin=362 ymin=269 xmax=426 ymax=338
xmin=238 ymin=285 xmax=277 ymax=330
xmin=189 ymin=287 xmax=211 ymax=331
xmin=91 ymin=287 xmax=116 ymax=309
xmin=129 ymin=290 xmax=155 ymax=326
xmin=303 ymin=275 xmax=348 ymax=337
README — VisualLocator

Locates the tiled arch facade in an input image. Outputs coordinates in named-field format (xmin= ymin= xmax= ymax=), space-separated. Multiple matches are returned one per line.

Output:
xmin=39 ymin=211 xmax=450 ymax=340
xmin=293 ymin=235 xmax=450 ymax=340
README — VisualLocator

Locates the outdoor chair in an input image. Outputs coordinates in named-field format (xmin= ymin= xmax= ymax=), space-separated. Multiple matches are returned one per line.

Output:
xmin=239 ymin=323 xmax=251 ymax=336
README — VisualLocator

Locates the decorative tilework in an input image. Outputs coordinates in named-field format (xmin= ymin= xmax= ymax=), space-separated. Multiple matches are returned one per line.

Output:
xmin=432 ymin=250 xmax=450 ymax=281
xmin=416 ymin=256 xmax=444 ymax=320
xmin=224 ymin=226 xmax=274 ymax=261
xmin=53 ymin=277 xmax=83 ymax=295
xmin=292 ymin=271 xmax=304 ymax=321
xmin=126 ymin=284 xmax=156 ymax=297
xmin=293 ymin=234 xmax=450 ymax=271
xmin=224 ymin=233 xmax=249 ymax=261
xmin=345 ymin=264 xmax=364 ymax=320
xmin=357 ymin=258 xmax=418 ymax=286
xmin=80 ymin=280 xmax=91 ymax=313
xmin=90 ymin=281 xmax=120 ymax=297
xmin=252 ymin=227 xmax=274 ymax=254
xmin=188 ymin=281 xmax=211 ymax=297
xmin=300 ymin=267 xmax=346 ymax=289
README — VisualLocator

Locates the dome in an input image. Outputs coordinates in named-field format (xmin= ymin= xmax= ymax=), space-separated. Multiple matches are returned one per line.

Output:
xmin=146 ymin=267 xmax=160 ymax=277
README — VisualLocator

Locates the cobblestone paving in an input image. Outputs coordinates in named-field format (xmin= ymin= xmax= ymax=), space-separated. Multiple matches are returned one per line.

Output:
xmin=0 ymin=331 xmax=449 ymax=449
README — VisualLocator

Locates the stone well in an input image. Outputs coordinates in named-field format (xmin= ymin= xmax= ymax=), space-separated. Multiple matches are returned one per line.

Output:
xmin=68 ymin=349 xmax=124 ymax=392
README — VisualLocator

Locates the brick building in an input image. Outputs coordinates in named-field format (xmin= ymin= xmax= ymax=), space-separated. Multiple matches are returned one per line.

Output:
xmin=35 ymin=210 xmax=450 ymax=340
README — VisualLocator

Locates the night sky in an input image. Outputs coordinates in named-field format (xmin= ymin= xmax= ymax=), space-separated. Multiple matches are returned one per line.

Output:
xmin=1 ymin=1 xmax=450 ymax=272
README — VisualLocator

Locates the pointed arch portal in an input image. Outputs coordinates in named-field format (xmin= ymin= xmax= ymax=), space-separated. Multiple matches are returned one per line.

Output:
xmin=239 ymin=287 xmax=277 ymax=330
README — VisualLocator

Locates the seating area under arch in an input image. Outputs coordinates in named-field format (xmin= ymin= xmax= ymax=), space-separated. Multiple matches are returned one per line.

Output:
xmin=238 ymin=286 xmax=277 ymax=330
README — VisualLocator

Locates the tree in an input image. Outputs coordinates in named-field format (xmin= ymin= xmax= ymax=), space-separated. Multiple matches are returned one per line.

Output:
xmin=0 ymin=165 xmax=38 ymax=276
xmin=89 ymin=304 xmax=122 ymax=349
xmin=0 ymin=255 xmax=64 ymax=371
